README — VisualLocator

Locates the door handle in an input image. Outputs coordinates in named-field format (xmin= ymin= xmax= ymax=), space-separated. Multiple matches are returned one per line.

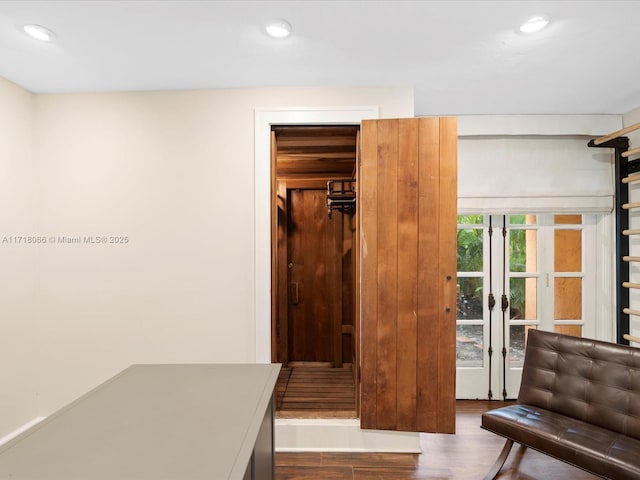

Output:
xmin=289 ymin=282 xmax=299 ymax=305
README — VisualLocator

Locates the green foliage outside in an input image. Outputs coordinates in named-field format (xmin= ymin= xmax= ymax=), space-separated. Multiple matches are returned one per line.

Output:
xmin=456 ymin=215 xmax=483 ymax=320
xmin=456 ymin=215 xmax=528 ymax=320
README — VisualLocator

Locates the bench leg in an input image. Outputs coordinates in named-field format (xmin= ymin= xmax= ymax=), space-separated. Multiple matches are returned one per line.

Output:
xmin=482 ymin=439 xmax=514 ymax=480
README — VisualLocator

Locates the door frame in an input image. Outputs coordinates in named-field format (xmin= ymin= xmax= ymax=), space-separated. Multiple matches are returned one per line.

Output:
xmin=254 ymin=106 xmax=379 ymax=363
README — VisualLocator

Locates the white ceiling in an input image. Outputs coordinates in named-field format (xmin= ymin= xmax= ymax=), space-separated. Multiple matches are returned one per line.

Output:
xmin=0 ymin=0 xmax=638 ymax=116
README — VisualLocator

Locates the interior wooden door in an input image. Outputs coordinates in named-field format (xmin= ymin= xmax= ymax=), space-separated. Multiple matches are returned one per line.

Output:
xmin=359 ymin=117 xmax=457 ymax=433
xmin=287 ymin=188 xmax=343 ymax=365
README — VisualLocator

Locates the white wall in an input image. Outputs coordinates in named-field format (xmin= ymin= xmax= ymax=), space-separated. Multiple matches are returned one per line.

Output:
xmin=0 ymin=78 xmax=38 ymax=436
xmin=0 ymin=84 xmax=413 ymax=436
xmin=624 ymin=107 xmax=640 ymax=343
xmin=1 ymin=78 xmax=634 ymax=439
xmin=624 ymin=107 xmax=640 ymax=144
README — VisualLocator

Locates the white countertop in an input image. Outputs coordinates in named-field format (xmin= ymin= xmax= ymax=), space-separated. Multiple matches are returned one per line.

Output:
xmin=0 ymin=363 xmax=281 ymax=480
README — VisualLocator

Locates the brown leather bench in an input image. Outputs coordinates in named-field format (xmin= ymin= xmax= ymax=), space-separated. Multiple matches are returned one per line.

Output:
xmin=481 ymin=329 xmax=640 ymax=480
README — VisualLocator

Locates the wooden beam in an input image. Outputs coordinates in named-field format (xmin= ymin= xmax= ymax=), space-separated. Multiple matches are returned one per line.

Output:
xmin=622 ymin=174 xmax=640 ymax=184
xmin=622 ymin=146 xmax=640 ymax=158
xmin=277 ymin=137 xmax=358 ymax=148
xmin=593 ymin=122 xmax=640 ymax=145
xmin=623 ymin=333 xmax=640 ymax=343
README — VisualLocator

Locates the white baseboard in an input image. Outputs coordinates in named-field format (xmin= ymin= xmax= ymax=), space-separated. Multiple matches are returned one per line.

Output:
xmin=0 ymin=416 xmax=46 ymax=447
xmin=275 ymin=418 xmax=421 ymax=452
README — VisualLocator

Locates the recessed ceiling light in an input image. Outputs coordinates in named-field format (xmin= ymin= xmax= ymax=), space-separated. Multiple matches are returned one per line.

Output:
xmin=519 ymin=15 xmax=550 ymax=34
xmin=23 ymin=24 xmax=56 ymax=42
xmin=265 ymin=19 xmax=292 ymax=39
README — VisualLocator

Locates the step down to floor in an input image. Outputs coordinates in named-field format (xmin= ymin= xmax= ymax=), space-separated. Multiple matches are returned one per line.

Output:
xmin=275 ymin=418 xmax=421 ymax=453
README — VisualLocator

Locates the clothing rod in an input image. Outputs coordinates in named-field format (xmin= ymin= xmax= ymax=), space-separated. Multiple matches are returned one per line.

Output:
xmin=622 ymin=229 xmax=640 ymax=236
xmin=622 ymin=282 xmax=640 ymax=289
xmin=623 ymin=256 xmax=640 ymax=262
xmin=593 ymin=122 xmax=640 ymax=145
xmin=623 ymin=333 xmax=640 ymax=343
xmin=622 ymin=202 xmax=640 ymax=210
xmin=622 ymin=174 xmax=640 ymax=184
xmin=622 ymin=146 xmax=640 ymax=158
xmin=623 ymin=308 xmax=640 ymax=316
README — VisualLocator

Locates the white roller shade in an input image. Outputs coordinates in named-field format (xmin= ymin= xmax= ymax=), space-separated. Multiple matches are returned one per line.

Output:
xmin=458 ymin=136 xmax=614 ymax=214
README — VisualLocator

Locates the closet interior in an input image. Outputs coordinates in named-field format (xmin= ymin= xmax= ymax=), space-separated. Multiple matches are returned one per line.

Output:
xmin=271 ymin=125 xmax=359 ymax=418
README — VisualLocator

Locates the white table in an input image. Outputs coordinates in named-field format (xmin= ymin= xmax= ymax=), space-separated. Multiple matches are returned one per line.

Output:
xmin=0 ymin=364 xmax=281 ymax=480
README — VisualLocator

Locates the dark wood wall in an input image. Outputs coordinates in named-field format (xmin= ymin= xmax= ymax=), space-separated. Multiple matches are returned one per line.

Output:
xmin=287 ymin=188 xmax=342 ymax=363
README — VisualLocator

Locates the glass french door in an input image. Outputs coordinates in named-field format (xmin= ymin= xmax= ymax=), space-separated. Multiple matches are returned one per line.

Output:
xmin=456 ymin=214 xmax=596 ymax=400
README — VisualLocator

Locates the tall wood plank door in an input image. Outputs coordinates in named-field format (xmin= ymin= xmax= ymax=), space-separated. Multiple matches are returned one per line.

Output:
xmin=360 ymin=117 xmax=457 ymax=433
xmin=288 ymin=188 xmax=343 ymax=365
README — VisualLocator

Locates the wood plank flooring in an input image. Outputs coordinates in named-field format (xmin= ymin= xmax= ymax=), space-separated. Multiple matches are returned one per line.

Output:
xmin=275 ymin=400 xmax=600 ymax=480
xmin=276 ymin=366 xmax=356 ymax=418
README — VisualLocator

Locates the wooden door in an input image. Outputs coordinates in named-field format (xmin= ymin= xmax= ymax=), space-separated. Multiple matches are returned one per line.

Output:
xmin=359 ymin=117 xmax=457 ymax=433
xmin=288 ymin=188 xmax=343 ymax=365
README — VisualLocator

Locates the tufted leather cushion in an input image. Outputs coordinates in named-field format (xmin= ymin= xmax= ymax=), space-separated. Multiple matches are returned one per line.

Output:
xmin=483 ymin=404 xmax=640 ymax=479
xmin=517 ymin=329 xmax=640 ymax=440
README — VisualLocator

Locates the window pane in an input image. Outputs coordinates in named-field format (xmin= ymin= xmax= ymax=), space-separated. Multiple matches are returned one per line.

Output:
xmin=510 ymin=230 xmax=537 ymax=273
xmin=554 ymin=325 xmax=582 ymax=337
xmin=554 ymin=214 xmax=581 ymax=225
xmin=456 ymin=324 xmax=483 ymax=367
xmin=457 ymin=229 xmax=483 ymax=272
xmin=510 ymin=277 xmax=537 ymax=320
xmin=457 ymin=277 xmax=483 ymax=320
xmin=458 ymin=215 xmax=483 ymax=225
xmin=510 ymin=214 xmax=536 ymax=225
xmin=555 ymin=229 xmax=581 ymax=272
xmin=509 ymin=325 xmax=537 ymax=367
xmin=555 ymin=277 xmax=582 ymax=320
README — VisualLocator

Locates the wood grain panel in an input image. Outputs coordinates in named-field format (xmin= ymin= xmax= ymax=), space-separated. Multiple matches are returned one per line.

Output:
xmin=306 ymin=191 xmax=326 ymax=360
xmin=330 ymin=199 xmax=343 ymax=367
xmin=288 ymin=189 xmax=343 ymax=363
xmin=417 ymin=118 xmax=441 ymax=432
xmin=289 ymin=189 xmax=306 ymax=361
xmin=360 ymin=117 xmax=457 ymax=433
xmin=396 ymin=120 xmax=419 ymax=432
xmin=277 ymin=367 xmax=356 ymax=415
xmin=353 ymin=129 xmax=361 ymax=416
xmin=276 ymin=180 xmax=289 ymax=364
xmin=436 ymin=117 xmax=458 ymax=433
xmin=341 ymin=212 xmax=354 ymax=365
xmin=271 ymin=131 xmax=279 ymax=362
xmin=376 ymin=119 xmax=399 ymax=430
xmin=274 ymin=125 xmax=359 ymax=178
xmin=276 ymin=465 xmax=353 ymax=480
xmin=359 ymin=120 xmax=378 ymax=427
xmin=310 ymin=190 xmax=329 ymax=360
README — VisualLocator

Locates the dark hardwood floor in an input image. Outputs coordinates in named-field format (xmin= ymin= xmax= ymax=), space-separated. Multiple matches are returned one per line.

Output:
xmin=275 ymin=400 xmax=600 ymax=479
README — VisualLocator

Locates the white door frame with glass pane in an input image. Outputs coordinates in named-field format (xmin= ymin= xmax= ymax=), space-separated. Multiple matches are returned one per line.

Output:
xmin=456 ymin=214 xmax=596 ymax=400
